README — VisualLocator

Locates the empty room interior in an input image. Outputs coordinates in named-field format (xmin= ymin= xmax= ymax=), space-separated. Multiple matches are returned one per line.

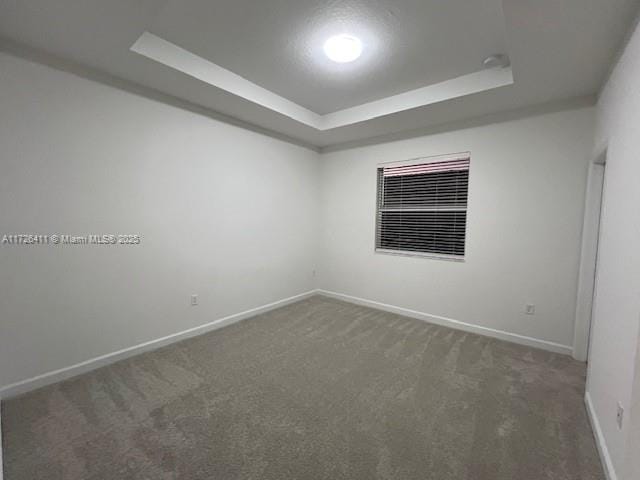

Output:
xmin=2 ymin=1 xmax=640 ymax=479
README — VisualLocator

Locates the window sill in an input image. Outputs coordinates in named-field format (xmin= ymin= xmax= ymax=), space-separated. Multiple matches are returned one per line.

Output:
xmin=375 ymin=248 xmax=465 ymax=262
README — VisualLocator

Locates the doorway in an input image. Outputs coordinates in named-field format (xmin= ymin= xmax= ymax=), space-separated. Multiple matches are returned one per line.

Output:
xmin=573 ymin=152 xmax=607 ymax=362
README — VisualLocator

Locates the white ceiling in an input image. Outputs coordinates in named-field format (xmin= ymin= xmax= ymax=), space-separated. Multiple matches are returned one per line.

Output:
xmin=149 ymin=0 xmax=508 ymax=115
xmin=0 ymin=0 xmax=638 ymax=149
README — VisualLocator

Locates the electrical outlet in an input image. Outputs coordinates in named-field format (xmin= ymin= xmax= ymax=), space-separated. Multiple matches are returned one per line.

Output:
xmin=525 ymin=304 xmax=535 ymax=315
xmin=191 ymin=294 xmax=198 ymax=306
xmin=616 ymin=402 xmax=624 ymax=429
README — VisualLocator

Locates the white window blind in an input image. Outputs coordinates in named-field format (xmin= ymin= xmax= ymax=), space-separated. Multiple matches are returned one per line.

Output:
xmin=376 ymin=154 xmax=470 ymax=258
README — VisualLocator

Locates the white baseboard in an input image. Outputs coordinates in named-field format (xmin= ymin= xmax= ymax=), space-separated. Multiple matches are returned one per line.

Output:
xmin=1 ymin=288 xmax=574 ymax=399
xmin=317 ymin=289 xmax=573 ymax=356
xmin=0 ymin=290 xmax=317 ymax=400
xmin=585 ymin=392 xmax=617 ymax=480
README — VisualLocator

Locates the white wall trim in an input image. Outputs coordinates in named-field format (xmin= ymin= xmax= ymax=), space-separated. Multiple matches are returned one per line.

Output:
xmin=317 ymin=289 xmax=573 ymax=355
xmin=0 ymin=39 xmax=319 ymax=153
xmin=585 ymin=392 xmax=618 ymax=480
xmin=573 ymin=159 xmax=606 ymax=361
xmin=131 ymin=32 xmax=514 ymax=131
xmin=0 ymin=290 xmax=317 ymax=400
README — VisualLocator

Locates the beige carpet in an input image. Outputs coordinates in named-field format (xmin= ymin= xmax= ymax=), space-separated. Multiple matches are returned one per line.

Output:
xmin=2 ymin=296 xmax=604 ymax=479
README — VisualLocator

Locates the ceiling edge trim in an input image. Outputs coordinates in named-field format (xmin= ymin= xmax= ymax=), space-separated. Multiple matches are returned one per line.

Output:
xmin=319 ymin=95 xmax=597 ymax=154
xmin=131 ymin=33 xmax=514 ymax=131
xmin=0 ymin=37 xmax=320 ymax=153
xmin=321 ymin=68 xmax=513 ymax=130
xmin=131 ymin=32 xmax=323 ymax=128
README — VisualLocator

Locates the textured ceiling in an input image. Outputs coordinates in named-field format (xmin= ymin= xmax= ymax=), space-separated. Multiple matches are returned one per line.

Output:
xmin=0 ymin=0 xmax=638 ymax=149
xmin=150 ymin=0 xmax=508 ymax=114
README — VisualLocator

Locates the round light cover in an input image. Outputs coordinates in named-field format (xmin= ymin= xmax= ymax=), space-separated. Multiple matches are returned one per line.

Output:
xmin=323 ymin=34 xmax=363 ymax=63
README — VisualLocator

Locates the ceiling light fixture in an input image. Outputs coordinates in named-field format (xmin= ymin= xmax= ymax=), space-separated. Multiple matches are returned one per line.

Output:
xmin=323 ymin=34 xmax=363 ymax=63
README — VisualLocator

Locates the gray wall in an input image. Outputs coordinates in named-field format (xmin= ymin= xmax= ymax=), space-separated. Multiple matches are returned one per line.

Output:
xmin=587 ymin=17 xmax=640 ymax=480
xmin=318 ymin=107 xmax=595 ymax=350
xmin=0 ymin=52 xmax=320 ymax=390
xmin=0 ymin=47 xmax=601 ymax=409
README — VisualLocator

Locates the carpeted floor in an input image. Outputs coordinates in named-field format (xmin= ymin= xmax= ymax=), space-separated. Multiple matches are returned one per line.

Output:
xmin=2 ymin=296 xmax=604 ymax=480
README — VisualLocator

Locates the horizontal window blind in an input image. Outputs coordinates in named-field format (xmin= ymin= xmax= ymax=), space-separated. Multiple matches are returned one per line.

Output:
xmin=376 ymin=156 xmax=470 ymax=257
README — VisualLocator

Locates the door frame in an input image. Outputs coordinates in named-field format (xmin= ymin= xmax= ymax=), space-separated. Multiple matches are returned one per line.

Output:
xmin=573 ymin=149 xmax=607 ymax=362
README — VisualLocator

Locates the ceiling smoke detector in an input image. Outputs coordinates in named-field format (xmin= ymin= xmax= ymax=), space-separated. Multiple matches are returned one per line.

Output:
xmin=483 ymin=54 xmax=510 ymax=69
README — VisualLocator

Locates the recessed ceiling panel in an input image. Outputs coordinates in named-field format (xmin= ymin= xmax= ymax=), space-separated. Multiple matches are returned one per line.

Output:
xmin=2 ymin=0 xmax=638 ymax=148
xmin=148 ymin=0 xmax=509 ymax=115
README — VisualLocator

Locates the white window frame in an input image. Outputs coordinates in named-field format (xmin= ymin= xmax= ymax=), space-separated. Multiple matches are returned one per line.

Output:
xmin=374 ymin=152 xmax=471 ymax=262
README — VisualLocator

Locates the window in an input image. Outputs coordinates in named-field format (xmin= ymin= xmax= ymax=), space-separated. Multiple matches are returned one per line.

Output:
xmin=375 ymin=153 xmax=470 ymax=259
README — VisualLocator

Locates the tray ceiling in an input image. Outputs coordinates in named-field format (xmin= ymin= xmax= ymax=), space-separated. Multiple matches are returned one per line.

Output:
xmin=0 ymin=0 xmax=638 ymax=149
xmin=147 ymin=0 xmax=509 ymax=115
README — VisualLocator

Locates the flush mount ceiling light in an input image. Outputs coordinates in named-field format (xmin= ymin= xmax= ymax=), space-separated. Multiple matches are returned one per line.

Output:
xmin=323 ymin=34 xmax=363 ymax=63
